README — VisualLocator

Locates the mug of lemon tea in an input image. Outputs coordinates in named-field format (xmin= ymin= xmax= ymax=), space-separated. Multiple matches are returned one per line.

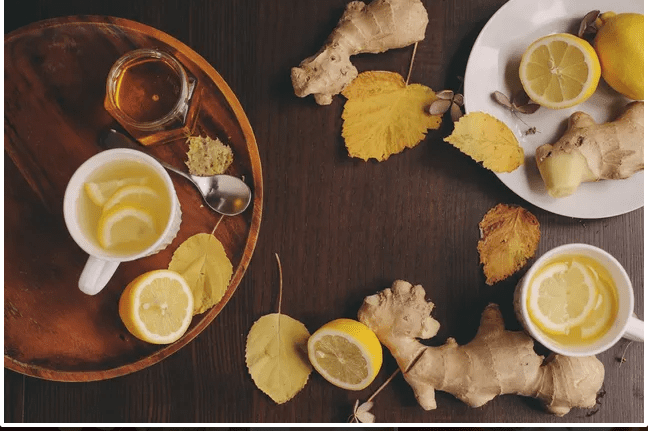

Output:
xmin=63 ymin=149 xmax=182 ymax=295
xmin=514 ymin=243 xmax=643 ymax=356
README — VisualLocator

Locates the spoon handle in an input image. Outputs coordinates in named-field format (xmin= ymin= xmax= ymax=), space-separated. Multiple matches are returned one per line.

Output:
xmin=156 ymin=159 xmax=195 ymax=183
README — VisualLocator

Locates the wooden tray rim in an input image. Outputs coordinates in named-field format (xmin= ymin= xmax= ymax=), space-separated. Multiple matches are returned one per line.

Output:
xmin=4 ymin=15 xmax=264 ymax=382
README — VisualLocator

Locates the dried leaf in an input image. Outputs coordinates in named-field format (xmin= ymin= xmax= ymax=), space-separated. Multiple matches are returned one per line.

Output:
xmin=350 ymin=400 xmax=375 ymax=423
xmin=492 ymin=91 xmax=513 ymax=109
xmin=168 ymin=233 xmax=233 ymax=314
xmin=494 ymin=90 xmax=540 ymax=116
xmin=246 ymin=313 xmax=312 ymax=404
xmin=450 ymin=102 xmax=463 ymax=122
xmin=579 ymin=10 xmax=601 ymax=38
xmin=341 ymin=71 xmax=442 ymax=161
xmin=436 ymin=89 xmax=455 ymax=100
xmin=515 ymin=103 xmax=541 ymax=114
xmin=477 ymin=204 xmax=540 ymax=285
xmin=511 ymin=89 xmax=531 ymax=108
xmin=443 ymin=111 xmax=524 ymax=172
xmin=429 ymin=99 xmax=452 ymax=116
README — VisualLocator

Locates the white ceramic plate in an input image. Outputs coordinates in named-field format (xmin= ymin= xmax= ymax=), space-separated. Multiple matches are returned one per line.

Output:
xmin=464 ymin=0 xmax=644 ymax=219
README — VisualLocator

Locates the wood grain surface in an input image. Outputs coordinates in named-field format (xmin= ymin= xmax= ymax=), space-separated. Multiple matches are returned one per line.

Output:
xmin=4 ymin=0 xmax=644 ymax=424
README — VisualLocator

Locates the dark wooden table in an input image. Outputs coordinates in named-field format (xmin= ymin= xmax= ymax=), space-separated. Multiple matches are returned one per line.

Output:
xmin=4 ymin=0 xmax=644 ymax=424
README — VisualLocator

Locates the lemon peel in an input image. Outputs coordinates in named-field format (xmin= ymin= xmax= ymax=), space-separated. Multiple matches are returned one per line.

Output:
xmin=103 ymin=184 xmax=160 ymax=212
xmin=520 ymin=33 xmax=601 ymax=109
xmin=84 ymin=177 xmax=148 ymax=207
xmin=97 ymin=204 xmax=157 ymax=251
xmin=527 ymin=261 xmax=599 ymax=335
xmin=118 ymin=269 xmax=194 ymax=344
xmin=307 ymin=318 xmax=383 ymax=391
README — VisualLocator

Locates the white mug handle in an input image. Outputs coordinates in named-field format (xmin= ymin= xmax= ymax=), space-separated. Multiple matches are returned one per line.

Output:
xmin=623 ymin=316 xmax=644 ymax=342
xmin=79 ymin=256 xmax=120 ymax=295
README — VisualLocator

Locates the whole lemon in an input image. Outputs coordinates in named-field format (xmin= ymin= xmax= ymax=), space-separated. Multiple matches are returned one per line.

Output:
xmin=593 ymin=12 xmax=644 ymax=100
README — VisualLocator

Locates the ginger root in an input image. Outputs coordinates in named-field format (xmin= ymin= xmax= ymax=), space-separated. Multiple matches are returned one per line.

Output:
xmin=291 ymin=0 xmax=428 ymax=105
xmin=358 ymin=280 xmax=605 ymax=416
xmin=536 ymin=101 xmax=643 ymax=197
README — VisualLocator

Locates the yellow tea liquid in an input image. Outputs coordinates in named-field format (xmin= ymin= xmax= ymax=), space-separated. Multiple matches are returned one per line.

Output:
xmin=79 ymin=158 xmax=172 ymax=254
xmin=114 ymin=57 xmax=183 ymax=124
xmin=527 ymin=254 xmax=619 ymax=346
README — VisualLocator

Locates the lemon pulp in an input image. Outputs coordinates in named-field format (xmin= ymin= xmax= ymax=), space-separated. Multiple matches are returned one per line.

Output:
xmin=119 ymin=269 xmax=194 ymax=344
xmin=519 ymin=33 xmax=601 ymax=109
xmin=307 ymin=318 xmax=382 ymax=390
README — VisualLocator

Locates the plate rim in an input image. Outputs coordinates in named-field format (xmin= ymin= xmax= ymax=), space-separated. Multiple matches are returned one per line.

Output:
xmin=463 ymin=0 xmax=644 ymax=219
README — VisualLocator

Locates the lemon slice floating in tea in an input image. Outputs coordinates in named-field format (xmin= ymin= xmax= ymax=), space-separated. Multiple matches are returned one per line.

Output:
xmin=527 ymin=261 xmax=598 ymax=335
xmin=84 ymin=177 xmax=148 ymax=206
xmin=119 ymin=269 xmax=194 ymax=344
xmin=307 ymin=318 xmax=382 ymax=391
xmin=97 ymin=204 xmax=157 ymax=251
xmin=519 ymin=33 xmax=601 ymax=109
xmin=103 ymin=184 xmax=160 ymax=212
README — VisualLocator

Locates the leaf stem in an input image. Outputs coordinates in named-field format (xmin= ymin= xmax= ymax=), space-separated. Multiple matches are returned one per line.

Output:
xmin=405 ymin=42 xmax=418 ymax=85
xmin=210 ymin=214 xmax=225 ymax=236
xmin=275 ymin=253 xmax=283 ymax=315
xmin=367 ymin=367 xmax=401 ymax=403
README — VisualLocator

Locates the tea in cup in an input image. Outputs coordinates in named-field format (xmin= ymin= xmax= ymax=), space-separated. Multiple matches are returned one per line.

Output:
xmin=514 ymin=243 xmax=643 ymax=356
xmin=63 ymin=148 xmax=182 ymax=295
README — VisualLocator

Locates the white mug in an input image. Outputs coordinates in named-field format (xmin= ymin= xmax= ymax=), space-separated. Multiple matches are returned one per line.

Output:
xmin=63 ymin=148 xmax=182 ymax=295
xmin=514 ymin=243 xmax=643 ymax=356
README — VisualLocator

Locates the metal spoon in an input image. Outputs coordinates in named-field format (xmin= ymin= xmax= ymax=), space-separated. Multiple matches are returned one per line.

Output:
xmin=100 ymin=129 xmax=252 ymax=216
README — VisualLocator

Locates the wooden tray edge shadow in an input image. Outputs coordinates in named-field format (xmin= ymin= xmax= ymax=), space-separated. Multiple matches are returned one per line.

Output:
xmin=4 ymin=15 xmax=264 ymax=382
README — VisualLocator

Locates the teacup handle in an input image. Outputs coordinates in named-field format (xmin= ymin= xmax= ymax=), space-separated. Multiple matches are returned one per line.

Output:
xmin=79 ymin=256 xmax=120 ymax=295
xmin=623 ymin=316 xmax=644 ymax=342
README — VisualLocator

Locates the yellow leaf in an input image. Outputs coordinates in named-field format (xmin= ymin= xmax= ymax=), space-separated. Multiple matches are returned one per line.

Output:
xmin=341 ymin=71 xmax=442 ymax=161
xmin=168 ymin=233 xmax=233 ymax=315
xmin=245 ymin=313 xmax=312 ymax=404
xmin=444 ymin=111 xmax=524 ymax=172
xmin=478 ymin=204 xmax=540 ymax=285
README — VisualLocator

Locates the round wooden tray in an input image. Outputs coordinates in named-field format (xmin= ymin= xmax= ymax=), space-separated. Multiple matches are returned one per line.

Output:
xmin=4 ymin=16 xmax=263 ymax=381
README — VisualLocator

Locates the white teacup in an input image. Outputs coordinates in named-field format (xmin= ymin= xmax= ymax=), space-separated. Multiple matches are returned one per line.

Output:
xmin=514 ymin=243 xmax=643 ymax=356
xmin=63 ymin=148 xmax=182 ymax=295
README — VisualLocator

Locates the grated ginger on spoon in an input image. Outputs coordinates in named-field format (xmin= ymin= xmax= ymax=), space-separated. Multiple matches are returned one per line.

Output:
xmin=185 ymin=135 xmax=233 ymax=176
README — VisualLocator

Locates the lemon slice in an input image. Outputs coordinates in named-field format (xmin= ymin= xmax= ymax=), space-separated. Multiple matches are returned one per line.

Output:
xmin=97 ymin=204 xmax=157 ymax=251
xmin=307 ymin=318 xmax=382 ymax=391
xmin=85 ymin=177 xmax=149 ymax=207
xmin=119 ymin=270 xmax=194 ymax=344
xmin=519 ymin=33 xmax=601 ymax=109
xmin=527 ymin=261 xmax=598 ymax=334
xmin=579 ymin=266 xmax=614 ymax=340
xmin=103 ymin=184 xmax=160 ymax=212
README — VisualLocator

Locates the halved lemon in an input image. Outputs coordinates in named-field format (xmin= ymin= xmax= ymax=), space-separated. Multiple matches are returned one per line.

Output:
xmin=307 ymin=318 xmax=382 ymax=391
xmin=96 ymin=204 xmax=157 ymax=251
xmin=103 ymin=184 xmax=160 ymax=212
xmin=85 ymin=177 xmax=148 ymax=207
xmin=519 ymin=33 xmax=601 ymax=109
xmin=527 ymin=261 xmax=598 ymax=334
xmin=119 ymin=269 xmax=194 ymax=344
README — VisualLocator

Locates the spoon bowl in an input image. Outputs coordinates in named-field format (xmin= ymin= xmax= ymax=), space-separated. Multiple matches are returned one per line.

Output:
xmin=100 ymin=129 xmax=252 ymax=216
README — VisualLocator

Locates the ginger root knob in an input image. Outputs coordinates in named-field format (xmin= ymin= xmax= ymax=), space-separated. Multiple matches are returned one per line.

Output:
xmin=291 ymin=0 xmax=429 ymax=105
xmin=536 ymin=101 xmax=643 ymax=197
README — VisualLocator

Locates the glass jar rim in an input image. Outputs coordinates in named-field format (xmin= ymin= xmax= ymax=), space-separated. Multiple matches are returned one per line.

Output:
xmin=105 ymin=48 xmax=189 ymax=130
